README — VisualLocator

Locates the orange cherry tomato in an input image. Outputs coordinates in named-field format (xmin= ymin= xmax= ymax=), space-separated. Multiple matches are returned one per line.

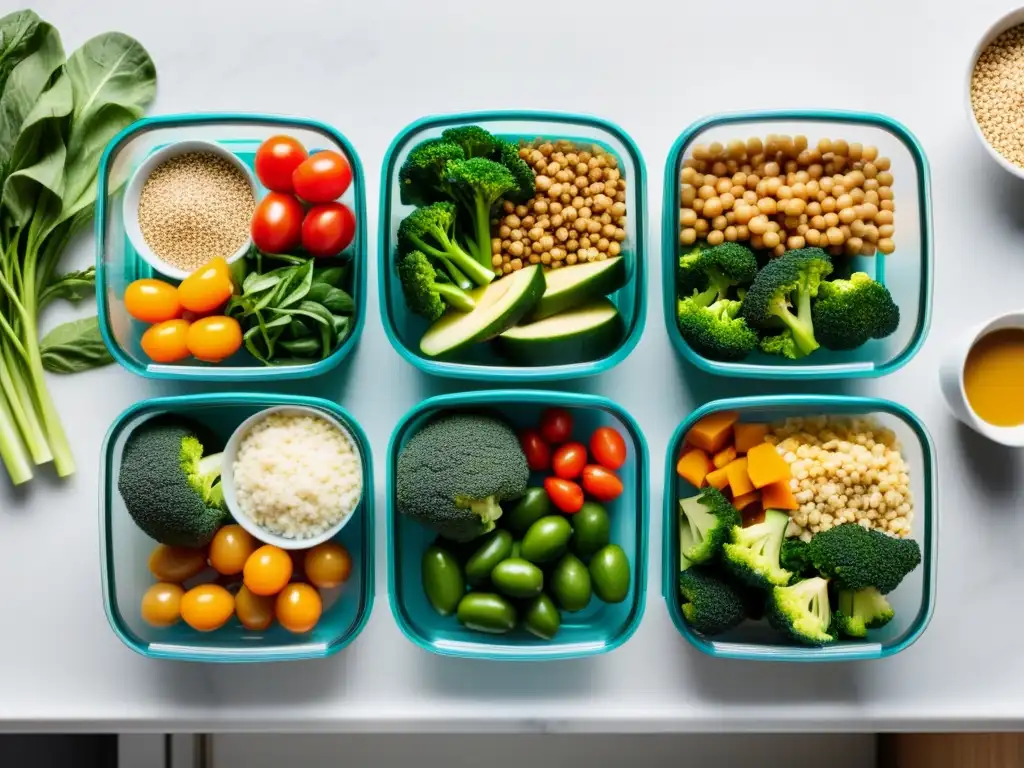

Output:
xmin=148 ymin=544 xmax=207 ymax=582
xmin=552 ymin=441 xmax=588 ymax=480
xmin=178 ymin=258 xmax=233 ymax=314
xmin=124 ymin=279 xmax=181 ymax=323
xmin=275 ymin=583 xmax=323 ymax=633
xmin=589 ymin=427 xmax=627 ymax=470
xmin=539 ymin=408 xmax=573 ymax=444
xmin=519 ymin=428 xmax=552 ymax=471
xmin=304 ymin=542 xmax=353 ymax=589
xmin=180 ymin=584 xmax=235 ymax=632
xmin=255 ymin=135 xmax=308 ymax=193
xmin=235 ymin=585 xmax=276 ymax=631
xmin=243 ymin=545 xmax=293 ymax=596
xmin=292 ymin=150 xmax=352 ymax=203
xmin=208 ymin=524 xmax=258 ymax=576
xmin=141 ymin=582 xmax=184 ymax=627
xmin=141 ymin=319 xmax=191 ymax=363
xmin=544 ymin=477 xmax=584 ymax=514
xmin=186 ymin=316 xmax=242 ymax=363
xmin=581 ymin=464 xmax=624 ymax=502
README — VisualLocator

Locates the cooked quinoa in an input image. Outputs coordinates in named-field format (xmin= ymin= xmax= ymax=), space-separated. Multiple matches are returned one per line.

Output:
xmin=232 ymin=412 xmax=362 ymax=540
xmin=765 ymin=415 xmax=913 ymax=541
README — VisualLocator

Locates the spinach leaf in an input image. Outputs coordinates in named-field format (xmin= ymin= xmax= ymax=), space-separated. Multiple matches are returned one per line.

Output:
xmin=0 ymin=11 xmax=42 ymax=89
xmin=39 ymin=315 xmax=112 ymax=373
xmin=38 ymin=265 xmax=94 ymax=308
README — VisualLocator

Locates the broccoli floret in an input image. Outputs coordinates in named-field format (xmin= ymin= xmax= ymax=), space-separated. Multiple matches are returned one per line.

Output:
xmin=678 ymin=242 xmax=758 ymax=303
xmin=117 ymin=416 xmax=228 ymax=548
xmin=808 ymin=523 xmax=921 ymax=594
xmin=678 ymin=567 xmax=747 ymax=635
xmin=678 ymin=486 xmax=742 ymax=564
xmin=398 ymin=139 xmax=465 ymax=206
xmin=780 ymin=538 xmax=817 ymax=582
xmin=812 ymin=272 xmax=900 ymax=350
xmin=397 ymin=251 xmax=475 ymax=321
xmin=758 ymin=330 xmax=802 ymax=360
xmin=396 ymin=413 xmax=529 ymax=542
xmin=444 ymin=157 xmax=516 ymax=268
xmin=741 ymin=248 xmax=833 ymax=358
xmin=398 ymin=202 xmax=495 ymax=289
xmin=833 ymin=587 xmax=895 ymax=638
xmin=722 ymin=509 xmax=792 ymax=589
xmin=441 ymin=125 xmax=499 ymax=159
xmin=766 ymin=577 xmax=835 ymax=646
xmin=496 ymin=138 xmax=536 ymax=203
xmin=677 ymin=296 xmax=759 ymax=361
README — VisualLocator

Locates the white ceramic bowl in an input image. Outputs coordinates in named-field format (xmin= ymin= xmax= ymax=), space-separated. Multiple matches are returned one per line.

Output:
xmin=122 ymin=139 xmax=258 ymax=281
xmin=966 ymin=7 xmax=1024 ymax=179
xmin=220 ymin=405 xmax=364 ymax=550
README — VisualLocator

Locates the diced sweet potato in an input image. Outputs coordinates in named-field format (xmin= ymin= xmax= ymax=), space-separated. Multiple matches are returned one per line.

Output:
xmin=745 ymin=442 xmax=792 ymax=489
xmin=712 ymin=445 xmax=736 ymax=469
xmin=760 ymin=479 xmax=799 ymax=511
xmin=724 ymin=456 xmax=755 ymax=497
xmin=705 ymin=466 xmax=730 ymax=491
xmin=685 ymin=410 xmax=740 ymax=454
xmin=734 ymin=422 xmax=769 ymax=454
xmin=733 ymin=490 xmax=760 ymax=511
xmin=676 ymin=448 xmax=713 ymax=488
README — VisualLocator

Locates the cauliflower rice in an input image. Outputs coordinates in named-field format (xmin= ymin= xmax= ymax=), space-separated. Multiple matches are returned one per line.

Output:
xmin=233 ymin=412 xmax=362 ymax=540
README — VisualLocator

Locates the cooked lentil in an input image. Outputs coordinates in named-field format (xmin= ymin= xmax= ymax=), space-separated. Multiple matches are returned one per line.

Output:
xmin=494 ymin=139 xmax=627 ymax=272
xmin=971 ymin=24 xmax=1024 ymax=168
xmin=764 ymin=415 xmax=914 ymax=541
xmin=679 ymin=135 xmax=895 ymax=257
xmin=138 ymin=152 xmax=255 ymax=272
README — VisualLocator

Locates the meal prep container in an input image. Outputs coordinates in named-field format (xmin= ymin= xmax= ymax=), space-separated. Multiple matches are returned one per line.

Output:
xmin=662 ymin=395 xmax=937 ymax=662
xmin=662 ymin=110 xmax=933 ymax=380
xmin=100 ymin=393 xmax=374 ymax=662
xmin=96 ymin=113 xmax=368 ymax=381
xmin=387 ymin=390 xmax=648 ymax=660
xmin=379 ymin=111 xmax=647 ymax=381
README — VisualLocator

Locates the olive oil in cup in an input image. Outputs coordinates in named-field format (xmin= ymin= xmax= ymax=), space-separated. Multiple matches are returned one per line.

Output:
xmin=940 ymin=310 xmax=1024 ymax=444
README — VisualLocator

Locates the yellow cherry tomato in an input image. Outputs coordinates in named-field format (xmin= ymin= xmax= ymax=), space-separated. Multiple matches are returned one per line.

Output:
xmin=124 ymin=279 xmax=181 ymax=323
xmin=235 ymin=585 xmax=275 ymax=631
xmin=304 ymin=542 xmax=353 ymax=589
xmin=186 ymin=316 xmax=242 ymax=363
xmin=208 ymin=524 xmax=257 ymax=576
xmin=243 ymin=545 xmax=293 ymax=596
xmin=141 ymin=582 xmax=184 ymax=627
xmin=275 ymin=583 xmax=322 ymax=634
xmin=148 ymin=544 xmax=207 ymax=582
xmin=141 ymin=319 xmax=191 ymax=363
xmin=180 ymin=584 xmax=235 ymax=632
xmin=177 ymin=258 xmax=233 ymax=314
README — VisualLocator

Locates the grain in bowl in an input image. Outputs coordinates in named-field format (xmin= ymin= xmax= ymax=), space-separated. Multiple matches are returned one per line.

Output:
xmin=231 ymin=411 xmax=363 ymax=541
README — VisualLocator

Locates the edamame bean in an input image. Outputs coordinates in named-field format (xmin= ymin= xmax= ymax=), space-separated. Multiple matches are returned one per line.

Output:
xmin=464 ymin=530 xmax=514 ymax=586
xmin=421 ymin=545 xmax=465 ymax=616
xmin=491 ymin=558 xmax=544 ymax=598
xmin=523 ymin=593 xmax=561 ymax=640
xmin=504 ymin=487 xmax=553 ymax=536
xmin=521 ymin=515 xmax=572 ymax=564
xmin=571 ymin=502 xmax=610 ymax=558
xmin=550 ymin=553 xmax=592 ymax=612
xmin=456 ymin=592 xmax=517 ymax=634
xmin=589 ymin=544 xmax=631 ymax=603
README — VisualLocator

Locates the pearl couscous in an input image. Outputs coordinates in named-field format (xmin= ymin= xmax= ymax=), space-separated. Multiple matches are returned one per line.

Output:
xmin=972 ymin=23 xmax=1024 ymax=169
xmin=765 ymin=415 xmax=913 ymax=541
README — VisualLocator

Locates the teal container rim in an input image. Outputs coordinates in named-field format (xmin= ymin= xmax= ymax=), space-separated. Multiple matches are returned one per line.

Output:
xmin=661 ymin=109 xmax=934 ymax=380
xmin=377 ymin=110 xmax=648 ymax=382
xmin=386 ymin=389 xmax=650 ymax=660
xmin=95 ymin=112 xmax=368 ymax=382
xmin=98 ymin=392 xmax=376 ymax=662
xmin=661 ymin=394 xmax=938 ymax=662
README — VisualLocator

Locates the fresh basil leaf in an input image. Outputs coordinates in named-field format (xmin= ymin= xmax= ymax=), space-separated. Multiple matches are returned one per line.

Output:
xmin=313 ymin=264 xmax=348 ymax=287
xmin=278 ymin=336 xmax=320 ymax=357
xmin=242 ymin=325 xmax=271 ymax=364
xmin=39 ymin=315 xmax=112 ymax=373
xmin=270 ymin=306 xmax=330 ymax=326
xmin=39 ymin=266 xmax=94 ymax=308
xmin=276 ymin=258 xmax=314 ymax=309
xmin=322 ymin=286 xmax=354 ymax=314
xmin=242 ymin=271 xmax=281 ymax=295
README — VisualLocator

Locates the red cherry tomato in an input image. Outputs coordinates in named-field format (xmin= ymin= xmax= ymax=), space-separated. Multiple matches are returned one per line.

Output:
xmin=544 ymin=477 xmax=584 ymax=514
xmin=581 ymin=464 xmax=624 ymax=502
xmin=519 ymin=428 xmax=552 ymax=472
xmin=552 ymin=442 xmax=587 ymax=480
xmin=301 ymin=202 xmax=356 ymax=258
xmin=292 ymin=150 xmax=352 ymax=203
xmin=251 ymin=192 xmax=304 ymax=254
xmin=589 ymin=426 xmax=627 ymax=470
xmin=254 ymin=135 xmax=308 ymax=193
xmin=539 ymin=408 xmax=573 ymax=444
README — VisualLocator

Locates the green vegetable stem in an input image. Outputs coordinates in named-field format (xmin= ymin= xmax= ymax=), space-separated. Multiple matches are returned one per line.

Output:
xmin=0 ymin=10 xmax=157 ymax=483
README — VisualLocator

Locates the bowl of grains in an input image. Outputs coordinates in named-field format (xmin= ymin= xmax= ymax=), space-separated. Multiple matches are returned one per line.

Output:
xmin=968 ymin=8 xmax=1024 ymax=177
xmin=221 ymin=405 xmax=365 ymax=550
xmin=123 ymin=140 xmax=258 ymax=281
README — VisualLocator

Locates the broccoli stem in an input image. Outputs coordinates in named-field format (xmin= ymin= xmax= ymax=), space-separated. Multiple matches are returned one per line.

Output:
xmin=471 ymin=196 xmax=494 ymax=269
xmin=435 ymin=257 xmax=472 ymax=291
xmin=410 ymin=232 xmax=494 ymax=287
xmin=434 ymin=282 xmax=476 ymax=313
xmin=775 ymin=291 xmax=819 ymax=357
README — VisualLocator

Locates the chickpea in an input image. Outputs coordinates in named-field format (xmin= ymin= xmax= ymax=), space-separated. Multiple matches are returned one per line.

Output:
xmin=864 ymin=224 xmax=879 ymax=244
xmin=614 ymin=227 xmax=627 ymax=242
xmin=874 ymin=156 xmax=891 ymax=171
xmin=498 ymin=225 xmax=512 ymax=239
xmin=510 ymin=229 xmax=523 ymax=242
xmin=573 ymin=218 xmax=588 ymax=233
xmin=860 ymin=242 xmax=876 ymax=256
xmin=491 ymin=254 xmax=503 ymax=267
xmin=750 ymin=234 xmax=765 ymax=250
xmin=762 ymin=230 xmax=781 ymax=249
xmin=491 ymin=237 xmax=503 ymax=254
xmin=787 ymin=235 xmax=806 ymax=250
xmin=534 ymin=199 xmax=549 ymax=215
xmin=703 ymin=198 xmax=723 ymax=218
xmin=566 ymin=238 xmax=579 ymax=252
xmin=611 ymin=201 xmax=627 ymax=217
xmin=540 ymin=235 xmax=555 ymax=251
xmin=532 ymin=241 xmax=544 ymax=254
xmin=880 ymin=198 xmax=894 ymax=211
xmin=875 ymin=209 xmax=894 ymax=226
xmin=757 ymin=197 xmax=777 ymax=215
xmin=587 ymin=220 xmax=602 ymax=235
xmin=602 ymin=223 xmax=617 ymax=239
xmin=508 ymin=240 xmax=524 ymax=257
xmin=681 ymin=187 xmax=697 ymax=206
xmin=715 ymin=178 xmax=732 ymax=195
xmin=876 ymin=171 xmax=894 ymax=187
xmin=598 ymin=237 xmax=611 ymax=251
xmin=805 ymin=229 xmax=821 ymax=246
xmin=850 ymin=220 xmax=867 ymax=238
xmin=712 ymin=215 xmax=728 ymax=231
xmin=784 ymin=215 xmax=801 ymax=230
xmin=743 ymin=190 xmax=759 ymax=205
xmin=864 ymin=190 xmax=880 ymax=206
xmin=824 ymin=212 xmax=840 ymax=228
xmin=693 ymin=198 xmax=705 ymax=214
xmin=736 ymin=224 xmax=750 ymax=240
xmin=838 ymin=207 xmax=856 ymax=225
xmin=826 ymin=227 xmax=844 ymax=246
xmin=698 ymin=185 xmax=716 ymax=200
xmin=599 ymin=213 xmax=612 ymax=226
xmin=773 ymin=244 xmax=786 ymax=257
xmin=706 ymin=230 xmax=725 ymax=246
xmin=522 ymin=215 xmax=535 ymax=228
xmin=787 ymin=198 xmax=807 ymax=216
xmin=528 ymin=226 xmax=543 ymax=241
xmin=540 ymin=252 xmax=552 ymax=265
xmin=878 ymin=224 xmax=895 ymax=239
xmin=608 ymin=241 xmax=622 ymax=257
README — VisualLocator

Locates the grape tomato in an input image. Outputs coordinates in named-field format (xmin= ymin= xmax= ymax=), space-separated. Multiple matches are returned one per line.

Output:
xmin=180 ymin=584 xmax=235 ymax=632
xmin=292 ymin=150 xmax=352 ymax=203
xmin=589 ymin=426 xmax=627 ymax=470
xmin=208 ymin=524 xmax=257 ymax=576
xmin=141 ymin=319 xmax=191 ymax=363
xmin=552 ymin=442 xmax=587 ymax=480
xmin=544 ymin=477 xmax=584 ymax=514
xmin=304 ymin=542 xmax=353 ymax=589
xmin=235 ymin=585 xmax=275 ymax=631
xmin=539 ymin=408 xmax=573 ymax=444
xmin=243 ymin=545 xmax=293 ymax=596
xmin=581 ymin=464 xmax=624 ymax=502
xmin=186 ymin=316 xmax=242 ymax=363
xmin=148 ymin=544 xmax=207 ymax=582
xmin=255 ymin=135 xmax=308 ymax=193
xmin=141 ymin=583 xmax=184 ymax=627
xmin=251 ymin=191 xmax=304 ymax=254
xmin=519 ymin=428 xmax=552 ymax=471
xmin=177 ymin=258 xmax=233 ymax=314
xmin=276 ymin=583 xmax=323 ymax=633
xmin=301 ymin=202 xmax=356 ymax=258
xmin=124 ymin=279 xmax=181 ymax=323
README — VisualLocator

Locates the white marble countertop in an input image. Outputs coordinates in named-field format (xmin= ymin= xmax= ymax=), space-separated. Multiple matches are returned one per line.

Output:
xmin=1 ymin=0 xmax=1017 ymax=733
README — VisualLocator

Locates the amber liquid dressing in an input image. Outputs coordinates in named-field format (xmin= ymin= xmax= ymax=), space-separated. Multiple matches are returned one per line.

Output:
xmin=963 ymin=328 xmax=1024 ymax=427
